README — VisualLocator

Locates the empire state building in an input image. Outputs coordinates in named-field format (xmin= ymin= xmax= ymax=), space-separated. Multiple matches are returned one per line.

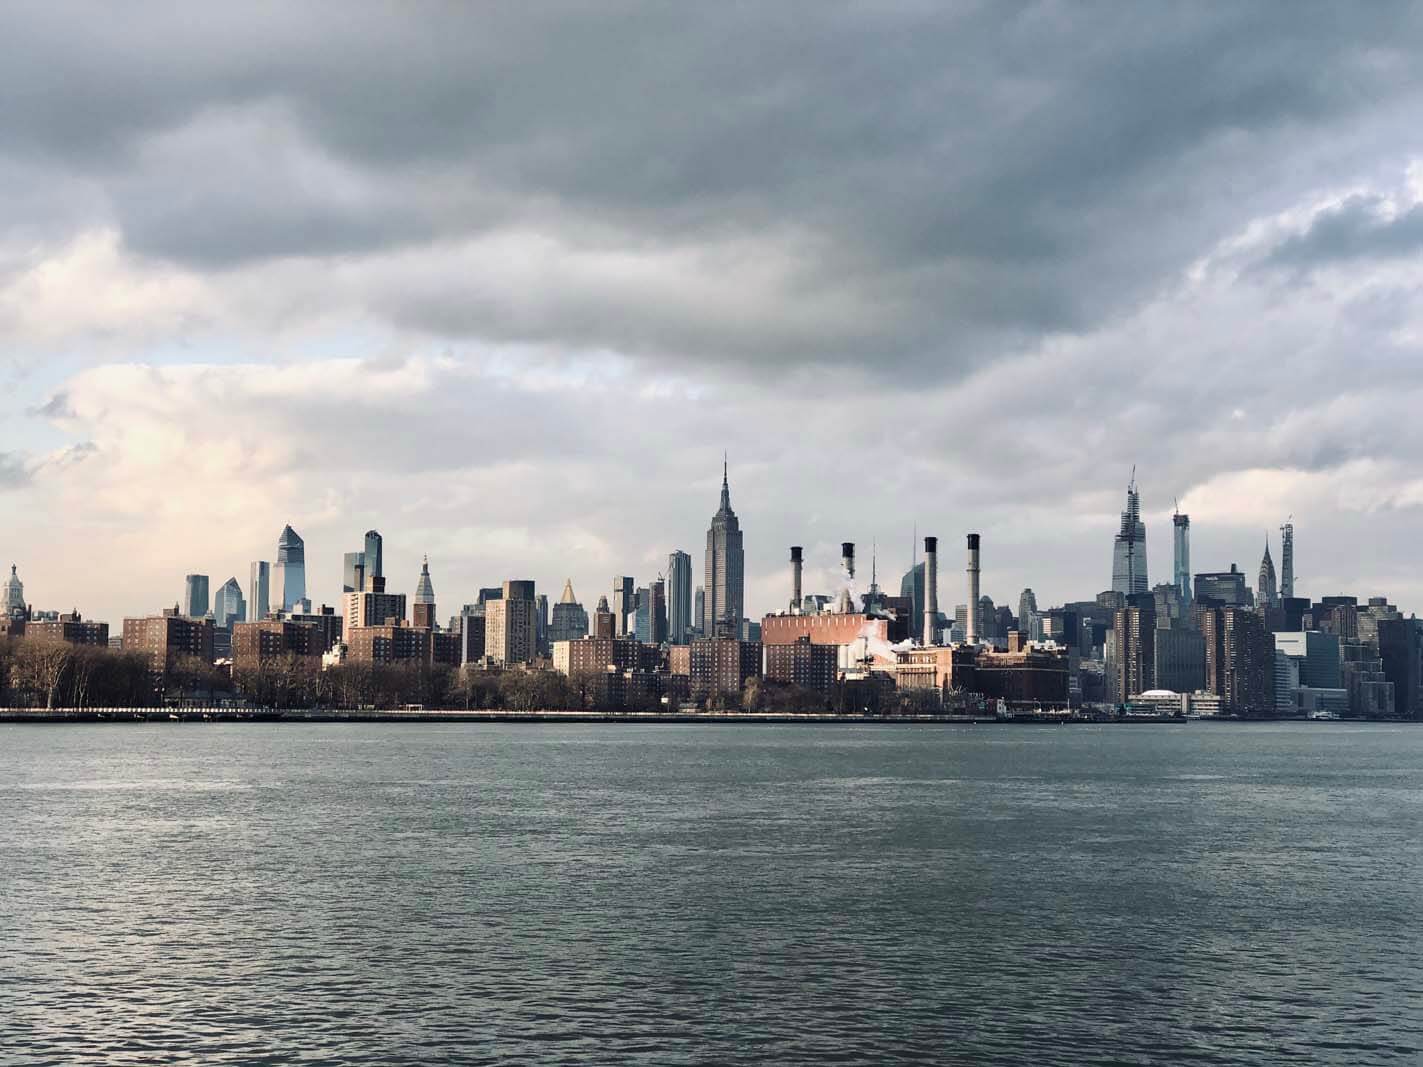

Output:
xmin=703 ymin=458 xmax=745 ymax=638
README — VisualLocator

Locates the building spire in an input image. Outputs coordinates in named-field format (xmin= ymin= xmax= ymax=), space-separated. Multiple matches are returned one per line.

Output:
xmin=719 ymin=452 xmax=731 ymax=511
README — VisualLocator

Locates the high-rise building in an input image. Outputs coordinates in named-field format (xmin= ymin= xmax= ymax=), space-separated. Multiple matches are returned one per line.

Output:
xmin=342 ymin=574 xmax=406 ymax=632
xmin=550 ymin=580 xmax=589 ymax=644
xmin=703 ymin=457 xmax=745 ymax=639
xmin=363 ymin=530 xmax=383 ymax=582
xmin=1111 ymin=474 xmax=1149 ymax=596
xmin=1017 ymin=589 xmax=1040 ymax=641
xmin=1273 ymin=630 xmax=1341 ymax=689
xmin=1194 ymin=565 xmax=1252 ymax=608
xmin=1280 ymin=521 xmax=1295 ymax=599
xmin=1172 ymin=509 xmax=1191 ymax=607
xmin=272 ymin=525 xmax=306 ymax=612
xmin=649 ymin=578 xmax=667 ymax=645
xmin=413 ymin=556 xmax=437 ymax=630
xmin=535 ymin=593 xmax=550 ymax=655
xmin=612 ymin=576 xmax=635 ymax=638
xmin=1377 ymin=617 xmax=1422 ymax=719
xmin=213 ymin=577 xmax=246 ymax=629
xmin=592 ymin=595 xmax=616 ymax=639
xmin=693 ymin=586 xmax=705 ymax=636
xmin=248 ymin=561 xmax=270 ymax=622
xmin=1154 ymin=626 xmax=1206 ymax=693
xmin=667 ymin=551 xmax=693 ymax=643
xmin=342 ymin=552 xmax=365 ymax=594
xmin=1112 ymin=600 xmax=1155 ymax=699
xmin=183 ymin=574 xmax=210 ymax=618
xmin=634 ymin=586 xmax=651 ymax=643
xmin=4 ymin=564 xmax=24 ymax=618
xmin=1258 ymin=539 xmax=1278 ymax=611
xmin=485 ymin=580 xmax=537 ymax=666
xmin=1199 ymin=605 xmax=1272 ymax=714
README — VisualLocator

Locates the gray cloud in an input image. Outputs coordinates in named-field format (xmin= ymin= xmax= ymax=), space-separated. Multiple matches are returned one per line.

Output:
xmin=5 ymin=5 xmax=1423 ymax=621
xmin=2 ymin=4 xmax=1422 ymax=373
xmin=1264 ymin=194 xmax=1423 ymax=270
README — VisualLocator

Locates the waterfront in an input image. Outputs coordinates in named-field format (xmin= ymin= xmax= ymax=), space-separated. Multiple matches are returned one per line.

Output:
xmin=2 ymin=722 xmax=1421 ymax=1065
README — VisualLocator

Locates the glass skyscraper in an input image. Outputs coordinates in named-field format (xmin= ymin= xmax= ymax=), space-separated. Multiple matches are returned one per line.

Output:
xmin=1111 ymin=476 xmax=1148 ymax=596
xmin=273 ymin=525 xmax=306 ymax=612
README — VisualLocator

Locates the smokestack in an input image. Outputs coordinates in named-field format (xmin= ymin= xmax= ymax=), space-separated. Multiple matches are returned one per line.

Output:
xmin=923 ymin=536 xmax=938 ymax=646
xmin=790 ymin=546 xmax=803 ymax=613
xmin=966 ymin=533 xmax=981 ymax=644
xmin=841 ymin=542 xmax=855 ymax=580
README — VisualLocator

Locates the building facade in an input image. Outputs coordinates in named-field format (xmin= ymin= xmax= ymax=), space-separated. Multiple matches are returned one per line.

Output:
xmin=667 ymin=551 xmax=693 ymax=644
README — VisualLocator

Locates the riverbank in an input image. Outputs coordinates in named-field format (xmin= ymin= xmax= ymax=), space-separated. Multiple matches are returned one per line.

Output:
xmin=0 ymin=707 xmax=1406 ymax=725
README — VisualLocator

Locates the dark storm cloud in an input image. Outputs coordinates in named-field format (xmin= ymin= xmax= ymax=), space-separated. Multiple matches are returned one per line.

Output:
xmin=2 ymin=3 xmax=1422 ymax=371
xmin=1264 ymin=194 xmax=1423 ymax=270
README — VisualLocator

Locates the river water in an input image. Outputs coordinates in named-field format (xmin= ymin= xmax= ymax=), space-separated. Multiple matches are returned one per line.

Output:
xmin=2 ymin=722 xmax=1420 ymax=1065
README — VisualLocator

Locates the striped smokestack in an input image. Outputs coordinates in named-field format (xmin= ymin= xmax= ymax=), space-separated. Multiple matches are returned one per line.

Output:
xmin=790 ymin=546 xmax=803 ymax=613
xmin=923 ymin=536 xmax=938 ymax=646
xmin=966 ymin=533 xmax=981 ymax=644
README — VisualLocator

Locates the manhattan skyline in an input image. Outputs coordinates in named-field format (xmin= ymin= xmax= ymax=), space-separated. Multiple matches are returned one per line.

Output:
xmin=4 ymin=7 xmax=1423 ymax=622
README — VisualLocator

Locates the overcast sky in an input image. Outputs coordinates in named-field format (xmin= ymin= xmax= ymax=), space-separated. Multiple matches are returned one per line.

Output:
xmin=5 ymin=2 xmax=1423 ymax=623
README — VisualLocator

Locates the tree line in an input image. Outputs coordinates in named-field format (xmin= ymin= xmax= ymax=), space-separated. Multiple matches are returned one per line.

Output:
xmin=1 ymin=637 xmax=946 ymax=714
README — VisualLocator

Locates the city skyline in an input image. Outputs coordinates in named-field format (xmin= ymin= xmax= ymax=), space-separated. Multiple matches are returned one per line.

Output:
xmin=5 ymin=467 xmax=1422 ymax=631
xmin=4 ymin=9 xmax=1423 ymax=624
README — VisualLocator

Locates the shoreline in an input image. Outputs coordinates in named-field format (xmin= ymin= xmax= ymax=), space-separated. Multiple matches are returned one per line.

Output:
xmin=0 ymin=708 xmax=1409 ymax=726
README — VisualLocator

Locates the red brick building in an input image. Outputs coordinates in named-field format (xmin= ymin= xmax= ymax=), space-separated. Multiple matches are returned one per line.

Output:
xmin=690 ymin=638 xmax=761 ymax=703
xmin=764 ymin=638 xmax=838 ymax=692
xmin=122 ymin=613 xmax=216 ymax=668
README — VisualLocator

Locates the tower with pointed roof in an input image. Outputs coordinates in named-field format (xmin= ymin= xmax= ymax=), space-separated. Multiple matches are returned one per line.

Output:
xmin=413 ymin=556 xmax=438 ymax=629
xmin=4 ymin=564 xmax=25 ymax=619
xmin=550 ymin=578 xmax=589 ymax=643
xmin=1258 ymin=537 xmax=1277 ymax=611
xmin=703 ymin=455 xmax=745 ymax=638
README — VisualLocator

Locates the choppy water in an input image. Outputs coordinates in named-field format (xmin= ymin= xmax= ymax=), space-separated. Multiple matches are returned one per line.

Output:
xmin=2 ymin=722 xmax=1421 ymax=1065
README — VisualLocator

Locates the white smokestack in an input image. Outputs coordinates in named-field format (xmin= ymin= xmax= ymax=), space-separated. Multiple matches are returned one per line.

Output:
xmin=839 ymin=542 xmax=856 ymax=614
xmin=923 ymin=535 xmax=938 ymax=646
xmin=966 ymin=533 xmax=981 ymax=644
xmin=790 ymin=546 xmax=803 ymax=613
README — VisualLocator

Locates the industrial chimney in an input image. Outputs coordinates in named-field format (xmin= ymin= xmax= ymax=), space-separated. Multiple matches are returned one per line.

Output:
xmin=966 ymin=533 xmax=981 ymax=645
xmin=839 ymin=542 xmax=857 ymax=614
xmin=790 ymin=546 xmax=803 ymax=614
xmin=923 ymin=536 xmax=938 ymax=646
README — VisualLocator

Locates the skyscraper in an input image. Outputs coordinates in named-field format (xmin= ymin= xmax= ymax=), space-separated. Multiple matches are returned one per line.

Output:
xmin=363 ymin=530 xmax=383 ymax=582
xmin=213 ymin=577 xmax=246 ymax=629
xmin=1280 ymin=521 xmax=1295 ymax=598
xmin=413 ymin=555 xmax=437 ymax=629
xmin=703 ymin=457 xmax=745 ymax=638
xmin=342 ymin=551 xmax=365 ymax=594
xmin=667 ymin=550 xmax=693 ymax=643
xmin=1173 ymin=508 xmax=1191 ymax=607
xmin=612 ymin=576 xmax=635 ymax=637
xmin=1017 ymin=588 xmax=1040 ymax=640
xmin=550 ymin=580 xmax=589 ymax=643
xmin=248 ymin=561 xmax=270 ymax=622
xmin=183 ymin=574 xmax=210 ymax=617
xmin=272 ymin=525 xmax=306 ymax=612
xmin=1258 ymin=539 xmax=1278 ymax=610
xmin=693 ymin=586 xmax=705 ymax=636
xmin=1111 ymin=474 xmax=1148 ymax=596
